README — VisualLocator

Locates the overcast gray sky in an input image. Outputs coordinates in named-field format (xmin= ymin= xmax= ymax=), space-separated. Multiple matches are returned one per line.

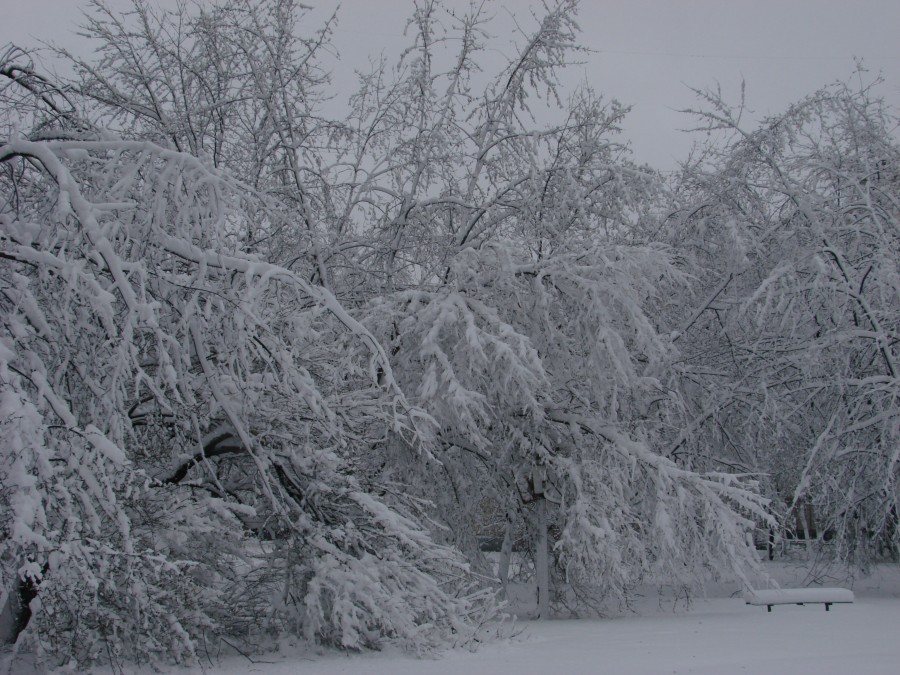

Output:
xmin=3 ymin=0 xmax=899 ymax=168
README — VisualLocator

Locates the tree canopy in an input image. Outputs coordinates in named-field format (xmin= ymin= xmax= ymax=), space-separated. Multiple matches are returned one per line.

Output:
xmin=0 ymin=0 xmax=896 ymax=669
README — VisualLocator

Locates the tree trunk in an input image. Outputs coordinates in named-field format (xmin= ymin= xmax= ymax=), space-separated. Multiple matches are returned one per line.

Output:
xmin=535 ymin=498 xmax=550 ymax=619
xmin=801 ymin=503 xmax=815 ymax=559
xmin=0 ymin=575 xmax=39 ymax=645
xmin=498 ymin=509 xmax=514 ymax=595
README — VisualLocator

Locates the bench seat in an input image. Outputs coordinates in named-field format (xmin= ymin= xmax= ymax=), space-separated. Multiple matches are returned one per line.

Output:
xmin=744 ymin=587 xmax=854 ymax=612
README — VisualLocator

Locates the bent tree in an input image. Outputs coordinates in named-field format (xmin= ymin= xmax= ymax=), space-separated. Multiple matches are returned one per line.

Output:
xmin=0 ymin=113 xmax=484 ymax=664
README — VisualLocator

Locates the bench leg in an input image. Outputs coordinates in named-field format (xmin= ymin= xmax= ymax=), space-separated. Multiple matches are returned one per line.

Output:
xmin=767 ymin=605 xmax=772 ymax=612
xmin=825 ymin=604 xmax=831 ymax=611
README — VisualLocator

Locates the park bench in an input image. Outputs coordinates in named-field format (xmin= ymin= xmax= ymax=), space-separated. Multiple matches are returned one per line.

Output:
xmin=744 ymin=587 xmax=854 ymax=612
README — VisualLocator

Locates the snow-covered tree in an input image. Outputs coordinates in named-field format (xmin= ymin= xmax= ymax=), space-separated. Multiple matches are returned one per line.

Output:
xmin=1 ymin=0 xmax=780 ymax=667
xmin=328 ymin=0 xmax=770 ymax=617
xmin=669 ymin=77 xmax=899 ymax=564
xmin=0 ymin=34 xmax=486 ymax=667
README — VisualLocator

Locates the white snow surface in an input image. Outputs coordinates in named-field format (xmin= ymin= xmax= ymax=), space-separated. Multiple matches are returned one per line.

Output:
xmin=85 ymin=563 xmax=900 ymax=674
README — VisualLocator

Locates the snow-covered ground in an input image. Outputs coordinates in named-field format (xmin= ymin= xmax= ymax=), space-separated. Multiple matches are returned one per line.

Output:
xmin=85 ymin=563 xmax=900 ymax=674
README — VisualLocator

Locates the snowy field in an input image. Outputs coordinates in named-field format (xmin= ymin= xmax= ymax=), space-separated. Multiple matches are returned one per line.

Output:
xmin=84 ymin=562 xmax=900 ymax=675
